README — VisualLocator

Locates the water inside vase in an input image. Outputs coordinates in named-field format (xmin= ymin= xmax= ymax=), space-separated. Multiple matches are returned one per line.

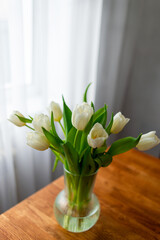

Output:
xmin=54 ymin=190 xmax=100 ymax=233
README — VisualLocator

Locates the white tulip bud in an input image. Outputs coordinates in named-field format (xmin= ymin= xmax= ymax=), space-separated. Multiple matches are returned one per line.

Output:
xmin=87 ymin=123 xmax=108 ymax=148
xmin=26 ymin=132 xmax=50 ymax=151
xmin=32 ymin=114 xmax=51 ymax=133
xmin=8 ymin=111 xmax=26 ymax=127
xmin=136 ymin=131 xmax=160 ymax=151
xmin=111 ymin=112 xmax=130 ymax=134
xmin=49 ymin=101 xmax=62 ymax=122
xmin=72 ymin=102 xmax=93 ymax=130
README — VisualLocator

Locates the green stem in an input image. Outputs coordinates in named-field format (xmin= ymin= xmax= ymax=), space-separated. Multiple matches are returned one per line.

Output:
xmin=59 ymin=121 xmax=66 ymax=137
xmin=60 ymin=153 xmax=68 ymax=169
xmin=73 ymin=130 xmax=79 ymax=148
xmin=26 ymin=124 xmax=35 ymax=131
xmin=49 ymin=145 xmax=65 ymax=157
xmin=76 ymin=176 xmax=82 ymax=211
xmin=91 ymin=148 xmax=93 ymax=155
xmin=57 ymin=155 xmax=64 ymax=164
xmin=50 ymin=148 xmax=64 ymax=164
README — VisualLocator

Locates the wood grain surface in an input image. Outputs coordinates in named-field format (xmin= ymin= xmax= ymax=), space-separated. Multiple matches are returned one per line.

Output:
xmin=0 ymin=149 xmax=160 ymax=240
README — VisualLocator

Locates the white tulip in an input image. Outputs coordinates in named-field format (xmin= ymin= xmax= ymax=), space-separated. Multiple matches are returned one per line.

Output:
xmin=49 ymin=101 xmax=62 ymax=122
xmin=8 ymin=111 xmax=26 ymax=127
xmin=32 ymin=114 xmax=51 ymax=133
xmin=87 ymin=123 xmax=108 ymax=148
xmin=136 ymin=131 xmax=160 ymax=151
xmin=26 ymin=132 xmax=50 ymax=151
xmin=72 ymin=102 xmax=93 ymax=130
xmin=111 ymin=112 xmax=130 ymax=134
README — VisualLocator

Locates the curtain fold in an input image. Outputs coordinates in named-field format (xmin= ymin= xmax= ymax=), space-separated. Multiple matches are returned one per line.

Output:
xmin=0 ymin=0 xmax=52 ymax=213
xmin=95 ymin=0 xmax=130 ymax=113
xmin=0 ymin=0 xmax=103 ymax=213
xmin=47 ymin=0 xmax=103 ymax=107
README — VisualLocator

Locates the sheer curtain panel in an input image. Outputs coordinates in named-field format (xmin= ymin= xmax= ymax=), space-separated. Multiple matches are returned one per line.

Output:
xmin=0 ymin=0 xmax=103 ymax=213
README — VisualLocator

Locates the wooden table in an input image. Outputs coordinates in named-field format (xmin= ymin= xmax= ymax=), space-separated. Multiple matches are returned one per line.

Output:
xmin=0 ymin=149 xmax=160 ymax=240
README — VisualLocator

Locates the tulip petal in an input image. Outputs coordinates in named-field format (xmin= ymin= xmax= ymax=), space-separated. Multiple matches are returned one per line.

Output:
xmin=32 ymin=113 xmax=51 ymax=133
xmin=8 ymin=111 xmax=26 ymax=127
xmin=110 ymin=112 xmax=130 ymax=134
xmin=26 ymin=132 xmax=50 ymax=151
xmin=72 ymin=102 xmax=93 ymax=130
xmin=136 ymin=131 xmax=160 ymax=151
xmin=49 ymin=101 xmax=62 ymax=122
xmin=87 ymin=123 xmax=108 ymax=148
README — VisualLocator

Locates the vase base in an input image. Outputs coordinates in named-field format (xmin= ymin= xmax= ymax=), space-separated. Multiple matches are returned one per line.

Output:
xmin=54 ymin=190 xmax=100 ymax=233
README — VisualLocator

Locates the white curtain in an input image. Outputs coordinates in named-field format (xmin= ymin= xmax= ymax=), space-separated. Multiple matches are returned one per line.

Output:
xmin=0 ymin=0 xmax=103 ymax=213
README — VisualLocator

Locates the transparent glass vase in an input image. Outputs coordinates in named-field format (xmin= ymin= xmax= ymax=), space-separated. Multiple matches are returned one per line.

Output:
xmin=54 ymin=167 xmax=100 ymax=233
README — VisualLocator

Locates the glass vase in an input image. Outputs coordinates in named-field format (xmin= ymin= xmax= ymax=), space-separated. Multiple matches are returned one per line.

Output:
xmin=54 ymin=167 xmax=100 ymax=233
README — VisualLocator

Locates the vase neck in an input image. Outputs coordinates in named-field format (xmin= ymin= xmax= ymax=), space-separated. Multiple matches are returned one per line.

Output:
xmin=64 ymin=170 xmax=98 ymax=204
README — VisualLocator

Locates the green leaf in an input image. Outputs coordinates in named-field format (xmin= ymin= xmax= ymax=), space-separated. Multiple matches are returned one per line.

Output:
xmin=93 ymin=107 xmax=103 ymax=123
xmin=49 ymin=145 xmax=64 ymax=155
xmin=108 ymin=134 xmax=142 ymax=156
xmin=84 ymin=115 xmax=93 ymax=134
xmin=52 ymin=157 xmax=59 ymax=172
xmin=74 ymin=130 xmax=83 ymax=153
xmin=81 ymin=147 xmax=97 ymax=175
xmin=50 ymin=111 xmax=63 ymax=143
xmin=63 ymin=142 xmax=80 ymax=174
xmin=79 ymin=146 xmax=89 ymax=163
xmin=51 ymin=111 xmax=56 ymax=134
xmin=67 ymin=126 xmax=77 ymax=144
xmin=62 ymin=96 xmax=72 ymax=136
xmin=95 ymin=146 xmax=107 ymax=155
xmin=95 ymin=153 xmax=112 ymax=168
xmin=50 ymin=148 xmax=64 ymax=164
xmin=83 ymin=82 xmax=92 ymax=102
xmin=42 ymin=127 xmax=64 ymax=153
xmin=15 ymin=115 xmax=32 ymax=123
xmin=100 ymin=104 xmax=107 ymax=127
xmin=91 ymin=101 xmax=95 ymax=112
xmin=92 ymin=105 xmax=108 ymax=127
xmin=79 ymin=115 xmax=93 ymax=153
xmin=94 ymin=158 xmax=101 ymax=168
xmin=106 ymin=112 xmax=114 ymax=135
xmin=28 ymin=115 xmax=33 ymax=120
xmin=51 ymin=148 xmax=65 ymax=171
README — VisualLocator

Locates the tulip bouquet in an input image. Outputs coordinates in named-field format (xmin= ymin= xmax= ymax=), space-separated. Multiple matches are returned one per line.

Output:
xmin=8 ymin=83 xmax=160 ymax=232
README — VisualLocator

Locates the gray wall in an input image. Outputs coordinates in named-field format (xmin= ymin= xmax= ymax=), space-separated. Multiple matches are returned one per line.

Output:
xmin=96 ymin=0 xmax=160 ymax=157
xmin=122 ymin=0 xmax=160 ymax=157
